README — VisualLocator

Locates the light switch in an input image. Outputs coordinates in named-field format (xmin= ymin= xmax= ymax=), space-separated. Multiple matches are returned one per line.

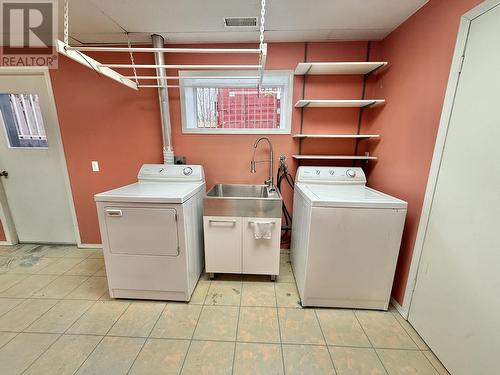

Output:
xmin=91 ymin=161 xmax=99 ymax=172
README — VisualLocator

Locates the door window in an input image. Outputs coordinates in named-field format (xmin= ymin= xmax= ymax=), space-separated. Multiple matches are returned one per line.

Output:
xmin=0 ymin=93 xmax=48 ymax=148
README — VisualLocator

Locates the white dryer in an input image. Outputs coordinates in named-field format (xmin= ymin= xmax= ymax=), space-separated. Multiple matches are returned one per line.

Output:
xmin=291 ymin=166 xmax=407 ymax=310
xmin=95 ymin=164 xmax=205 ymax=301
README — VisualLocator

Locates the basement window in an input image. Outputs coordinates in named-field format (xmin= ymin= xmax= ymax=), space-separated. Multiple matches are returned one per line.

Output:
xmin=0 ymin=93 xmax=48 ymax=148
xmin=180 ymin=70 xmax=293 ymax=134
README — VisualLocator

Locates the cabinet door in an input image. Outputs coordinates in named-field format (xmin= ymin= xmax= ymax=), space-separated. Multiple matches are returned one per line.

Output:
xmin=242 ymin=217 xmax=281 ymax=275
xmin=204 ymin=216 xmax=242 ymax=273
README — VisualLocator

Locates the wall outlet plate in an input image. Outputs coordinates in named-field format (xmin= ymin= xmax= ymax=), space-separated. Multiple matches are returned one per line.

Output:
xmin=91 ymin=161 xmax=99 ymax=172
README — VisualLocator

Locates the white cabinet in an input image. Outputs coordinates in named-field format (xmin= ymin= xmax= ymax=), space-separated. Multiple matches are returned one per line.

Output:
xmin=242 ymin=217 xmax=280 ymax=275
xmin=204 ymin=216 xmax=281 ymax=277
xmin=203 ymin=216 xmax=242 ymax=273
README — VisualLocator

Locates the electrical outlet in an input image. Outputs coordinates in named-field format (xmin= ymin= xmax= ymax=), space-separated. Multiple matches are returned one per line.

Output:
xmin=91 ymin=161 xmax=99 ymax=172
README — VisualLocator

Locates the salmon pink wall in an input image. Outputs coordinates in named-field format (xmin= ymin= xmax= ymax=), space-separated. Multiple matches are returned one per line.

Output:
xmin=0 ymin=221 xmax=5 ymax=242
xmin=45 ymin=42 xmax=368 ymax=245
xmin=50 ymin=52 xmax=164 ymax=244
xmin=362 ymin=0 xmax=481 ymax=305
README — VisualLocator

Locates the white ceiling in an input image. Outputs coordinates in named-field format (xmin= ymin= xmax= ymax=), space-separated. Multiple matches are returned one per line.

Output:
xmin=59 ymin=0 xmax=429 ymax=45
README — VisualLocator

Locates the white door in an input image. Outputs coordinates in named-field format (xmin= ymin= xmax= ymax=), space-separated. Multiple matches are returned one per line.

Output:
xmin=408 ymin=5 xmax=500 ymax=375
xmin=0 ymin=69 xmax=76 ymax=244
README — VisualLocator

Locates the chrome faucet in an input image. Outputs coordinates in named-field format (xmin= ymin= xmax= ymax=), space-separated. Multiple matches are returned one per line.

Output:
xmin=250 ymin=137 xmax=275 ymax=191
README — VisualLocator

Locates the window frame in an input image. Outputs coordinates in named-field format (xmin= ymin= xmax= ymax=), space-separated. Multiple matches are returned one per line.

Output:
xmin=180 ymin=70 xmax=293 ymax=135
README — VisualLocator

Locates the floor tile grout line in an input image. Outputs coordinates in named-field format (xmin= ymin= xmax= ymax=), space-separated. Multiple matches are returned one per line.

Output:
xmin=9 ymin=254 xmax=90 ymax=276
xmin=23 ymin=299 xmax=97 ymax=335
xmin=71 ymin=299 xmax=133 ymax=375
xmin=0 ymin=331 xmax=21 ymax=351
xmin=0 ymin=275 xmax=61 ymax=299
xmin=145 ymin=302 xmax=169 ymax=340
xmin=179 ymin=301 xmax=206 ymax=374
xmin=36 ymin=255 xmax=89 ymax=276
xmin=62 ymin=298 xmax=102 ymax=336
xmin=313 ymin=309 xmax=338 ymax=374
xmin=231 ymin=304 xmax=242 ymax=375
xmin=123 ymin=300 xmax=170 ymax=374
xmin=0 ymin=274 xmax=31 ymax=295
xmin=0 ymin=297 xmax=27 ymax=319
xmin=353 ymin=310 xmax=390 ymax=375
xmin=420 ymin=350 xmax=449 ymax=375
xmin=20 ymin=332 xmax=64 ymax=375
xmin=21 ymin=298 xmax=65 ymax=333
xmin=274 ymin=281 xmax=286 ymax=375
xmin=391 ymin=308 xmax=428 ymax=351
xmin=61 ymin=257 xmax=105 ymax=278
xmin=29 ymin=272 xmax=92 ymax=300
xmin=0 ymin=329 xmax=443 ymax=350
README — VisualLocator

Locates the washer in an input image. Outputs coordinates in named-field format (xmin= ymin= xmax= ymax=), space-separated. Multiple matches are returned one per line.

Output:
xmin=94 ymin=164 xmax=205 ymax=301
xmin=291 ymin=166 xmax=407 ymax=310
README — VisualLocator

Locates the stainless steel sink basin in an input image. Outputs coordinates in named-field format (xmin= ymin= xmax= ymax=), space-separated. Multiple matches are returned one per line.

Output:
xmin=204 ymin=184 xmax=282 ymax=218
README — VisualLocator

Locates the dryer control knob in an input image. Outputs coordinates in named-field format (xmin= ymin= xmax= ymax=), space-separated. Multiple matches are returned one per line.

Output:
xmin=183 ymin=167 xmax=193 ymax=176
xmin=346 ymin=169 xmax=356 ymax=178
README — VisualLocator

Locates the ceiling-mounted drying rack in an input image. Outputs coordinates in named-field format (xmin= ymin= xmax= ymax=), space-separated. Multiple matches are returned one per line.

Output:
xmin=58 ymin=0 xmax=268 ymax=90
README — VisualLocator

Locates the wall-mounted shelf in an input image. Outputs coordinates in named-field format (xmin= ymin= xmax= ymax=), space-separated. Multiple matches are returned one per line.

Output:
xmin=295 ymin=99 xmax=385 ymax=108
xmin=293 ymin=134 xmax=379 ymax=139
xmin=295 ymin=62 xmax=387 ymax=75
xmin=292 ymin=155 xmax=377 ymax=161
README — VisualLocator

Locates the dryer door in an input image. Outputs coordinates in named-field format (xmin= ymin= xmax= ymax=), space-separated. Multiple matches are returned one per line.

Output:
xmin=104 ymin=206 xmax=179 ymax=256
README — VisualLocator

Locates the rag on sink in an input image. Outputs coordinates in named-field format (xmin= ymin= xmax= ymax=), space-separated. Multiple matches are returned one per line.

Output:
xmin=253 ymin=221 xmax=273 ymax=240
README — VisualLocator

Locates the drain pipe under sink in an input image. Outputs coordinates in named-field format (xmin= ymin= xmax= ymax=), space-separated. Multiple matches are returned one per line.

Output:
xmin=151 ymin=34 xmax=174 ymax=164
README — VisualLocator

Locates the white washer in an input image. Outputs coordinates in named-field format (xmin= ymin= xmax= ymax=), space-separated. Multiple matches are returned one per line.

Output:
xmin=94 ymin=164 xmax=205 ymax=301
xmin=291 ymin=166 xmax=407 ymax=310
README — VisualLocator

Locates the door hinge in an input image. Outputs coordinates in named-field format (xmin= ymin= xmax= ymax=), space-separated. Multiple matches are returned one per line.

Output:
xmin=458 ymin=54 xmax=465 ymax=74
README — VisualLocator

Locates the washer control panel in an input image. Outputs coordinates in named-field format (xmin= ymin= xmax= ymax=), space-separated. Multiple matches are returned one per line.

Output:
xmin=138 ymin=164 xmax=204 ymax=182
xmin=296 ymin=167 xmax=366 ymax=184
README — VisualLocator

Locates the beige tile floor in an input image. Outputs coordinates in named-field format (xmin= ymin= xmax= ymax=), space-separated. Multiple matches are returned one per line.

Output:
xmin=0 ymin=244 xmax=450 ymax=375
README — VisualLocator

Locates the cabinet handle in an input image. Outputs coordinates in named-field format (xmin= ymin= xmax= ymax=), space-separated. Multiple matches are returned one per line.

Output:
xmin=248 ymin=221 xmax=275 ymax=226
xmin=209 ymin=219 xmax=236 ymax=224
xmin=106 ymin=209 xmax=122 ymax=217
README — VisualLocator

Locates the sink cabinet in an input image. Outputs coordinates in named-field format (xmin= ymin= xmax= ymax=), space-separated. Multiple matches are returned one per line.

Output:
xmin=204 ymin=215 xmax=281 ymax=277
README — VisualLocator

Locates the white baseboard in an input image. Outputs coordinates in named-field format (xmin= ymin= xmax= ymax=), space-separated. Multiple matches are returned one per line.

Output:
xmin=78 ymin=243 xmax=103 ymax=249
xmin=0 ymin=240 xmax=14 ymax=245
xmin=391 ymin=297 xmax=409 ymax=319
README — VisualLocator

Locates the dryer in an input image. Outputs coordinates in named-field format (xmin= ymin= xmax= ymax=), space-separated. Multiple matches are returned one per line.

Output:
xmin=291 ymin=166 xmax=407 ymax=310
xmin=95 ymin=164 xmax=205 ymax=301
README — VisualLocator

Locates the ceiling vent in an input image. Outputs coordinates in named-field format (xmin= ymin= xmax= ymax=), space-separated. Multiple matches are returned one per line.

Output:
xmin=224 ymin=17 xmax=258 ymax=28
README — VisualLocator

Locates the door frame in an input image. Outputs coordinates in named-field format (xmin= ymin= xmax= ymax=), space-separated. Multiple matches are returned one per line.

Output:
xmin=0 ymin=66 xmax=81 ymax=246
xmin=397 ymin=0 xmax=500 ymax=318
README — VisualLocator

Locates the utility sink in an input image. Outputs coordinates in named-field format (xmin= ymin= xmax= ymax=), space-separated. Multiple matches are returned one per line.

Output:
xmin=204 ymin=184 xmax=282 ymax=218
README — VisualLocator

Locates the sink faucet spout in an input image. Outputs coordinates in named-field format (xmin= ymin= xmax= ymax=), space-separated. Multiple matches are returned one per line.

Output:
xmin=250 ymin=137 xmax=275 ymax=191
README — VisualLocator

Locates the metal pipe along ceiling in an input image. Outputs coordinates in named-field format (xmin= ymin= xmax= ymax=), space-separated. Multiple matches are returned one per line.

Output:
xmin=151 ymin=34 xmax=174 ymax=164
